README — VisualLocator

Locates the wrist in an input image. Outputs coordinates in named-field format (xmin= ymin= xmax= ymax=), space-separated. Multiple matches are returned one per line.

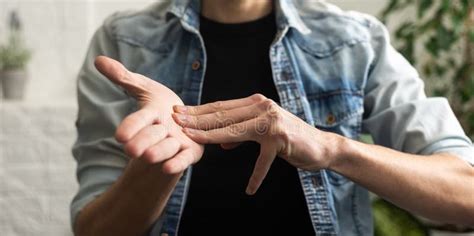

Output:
xmin=326 ymin=133 xmax=358 ymax=171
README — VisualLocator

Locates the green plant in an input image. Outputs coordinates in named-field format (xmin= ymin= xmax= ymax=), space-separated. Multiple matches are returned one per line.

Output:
xmin=0 ymin=11 xmax=31 ymax=71
xmin=373 ymin=2 xmax=474 ymax=234
xmin=381 ymin=0 xmax=474 ymax=139
xmin=0 ymin=33 xmax=32 ymax=71
xmin=372 ymin=199 xmax=428 ymax=236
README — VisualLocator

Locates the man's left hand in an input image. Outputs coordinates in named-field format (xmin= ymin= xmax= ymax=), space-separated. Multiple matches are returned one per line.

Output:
xmin=172 ymin=94 xmax=344 ymax=195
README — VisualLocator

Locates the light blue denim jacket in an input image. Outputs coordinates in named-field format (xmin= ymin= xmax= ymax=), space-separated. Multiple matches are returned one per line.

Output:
xmin=71 ymin=0 xmax=474 ymax=235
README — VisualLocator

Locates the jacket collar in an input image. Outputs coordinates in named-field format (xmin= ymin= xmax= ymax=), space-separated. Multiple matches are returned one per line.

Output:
xmin=166 ymin=0 xmax=311 ymax=35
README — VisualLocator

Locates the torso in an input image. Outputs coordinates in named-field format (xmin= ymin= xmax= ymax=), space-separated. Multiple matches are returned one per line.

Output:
xmin=177 ymin=12 xmax=314 ymax=235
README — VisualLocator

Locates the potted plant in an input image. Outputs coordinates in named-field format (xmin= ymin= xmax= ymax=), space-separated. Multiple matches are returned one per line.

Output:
xmin=0 ymin=11 xmax=32 ymax=100
xmin=373 ymin=1 xmax=474 ymax=235
xmin=381 ymin=0 xmax=474 ymax=140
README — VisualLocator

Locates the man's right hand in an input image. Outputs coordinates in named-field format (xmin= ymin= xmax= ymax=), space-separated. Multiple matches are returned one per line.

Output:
xmin=94 ymin=56 xmax=204 ymax=174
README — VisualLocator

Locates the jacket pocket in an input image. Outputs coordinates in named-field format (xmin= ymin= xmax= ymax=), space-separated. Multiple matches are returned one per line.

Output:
xmin=308 ymin=90 xmax=364 ymax=185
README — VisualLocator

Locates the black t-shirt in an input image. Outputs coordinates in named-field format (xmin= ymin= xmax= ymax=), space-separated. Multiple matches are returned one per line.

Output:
xmin=178 ymin=12 xmax=314 ymax=236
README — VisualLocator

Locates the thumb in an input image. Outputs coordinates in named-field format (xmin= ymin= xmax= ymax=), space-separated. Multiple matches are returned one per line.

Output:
xmin=94 ymin=55 xmax=150 ymax=98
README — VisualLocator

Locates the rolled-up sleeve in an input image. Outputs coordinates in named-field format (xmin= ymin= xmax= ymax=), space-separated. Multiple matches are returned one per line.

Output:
xmin=70 ymin=21 xmax=134 ymax=228
xmin=361 ymin=17 xmax=474 ymax=165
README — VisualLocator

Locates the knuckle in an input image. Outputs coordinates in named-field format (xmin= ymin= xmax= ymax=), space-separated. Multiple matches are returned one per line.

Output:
xmin=142 ymin=148 xmax=156 ymax=161
xmin=211 ymin=101 xmax=223 ymax=110
xmin=227 ymin=124 xmax=242 ymax=136
xmin=259 ymin=99 xmax=278 ymax=113
xmin=257 ymin=99 xmax=270 ymax=110
xmin=115 ymin=126 xmax=133 ymax=143
xmin=186 ymin=106 xmax=196 ymax=114
xmin=124 ymin=142 xmax=139 ymax=158
xmin=214 ymin=110 xmax=233 ymax=127
xmin=118 ymin=70 xmax=130 ymax=83
xmin=268 ymin=109 xmax=282 ymax=120
xmin=263 ymin=98 xmax=276 ymax=106
xmin=262 ymin=101 xmax=281 ymax=121
xmin=197 ymin=119 xmax=211 ymax=130
xmin=166 ymin=136 xmax=177 ymax=143
xmin=251 ymin=93 xmax=267 ymax=102
xmin=115 ymin=129 xmax=129 ymax=143
xmin=168 ymin=137 xmax=181 ymax=148
xmin=266 ymin=112 xmax=282 ymax=126
xmin=267 ymin=100 xmax=279 ymax=112
xmin=150 ymin=125 xmax=165 ymax=136
xmin=215 ymin=110 xmax=228 ymax=120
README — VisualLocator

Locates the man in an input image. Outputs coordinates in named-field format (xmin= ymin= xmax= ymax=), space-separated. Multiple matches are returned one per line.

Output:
xmin=71 ymin=0 xmax=474 ymax=235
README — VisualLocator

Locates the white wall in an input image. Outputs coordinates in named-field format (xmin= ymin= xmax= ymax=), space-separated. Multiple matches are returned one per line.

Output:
xmin=0 ymin=103 xmax=77 ymax=235
xmin=0 ymin=0 xmax=389 ymax=104
xmin=332 ymin=0 xmax=388 ymax=14
xmin=0 ymin=0 xmax=155 ymax=104
xmin=0 ymin=1 xmax=389 ymax=236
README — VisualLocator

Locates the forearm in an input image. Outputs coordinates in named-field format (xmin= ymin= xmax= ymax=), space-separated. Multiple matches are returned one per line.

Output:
xmin=75 ymin=159 xmax=182 ymax=236
xmin=330 ymin=135 xmax=474 ymax=225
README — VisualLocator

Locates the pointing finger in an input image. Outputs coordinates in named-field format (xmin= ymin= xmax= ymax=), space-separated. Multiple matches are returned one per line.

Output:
xmin=246 ymin=144 xmax=277 ymax=195
xmin=173 ymin=93 xmax=267 ymax=115
xmin=172 ymin=102 xmax=264 ymax=130
xmin=182 ymin=119 xmax=256 ymax=144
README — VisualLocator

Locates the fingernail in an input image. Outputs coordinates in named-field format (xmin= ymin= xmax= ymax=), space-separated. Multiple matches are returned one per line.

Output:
xmin=245 ymin=186 xmax=255 ymax=195
xmin=174 ymin=113 xmax=188 ymax=123
xmin=174 ymin=105 xmax=188 ymax=113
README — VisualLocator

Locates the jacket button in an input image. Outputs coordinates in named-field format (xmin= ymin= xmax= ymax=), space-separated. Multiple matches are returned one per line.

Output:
xmin=326 ymin=114 xmax=336 ymax=125
xmin=192 ymin=60 xmax=201 ymax=70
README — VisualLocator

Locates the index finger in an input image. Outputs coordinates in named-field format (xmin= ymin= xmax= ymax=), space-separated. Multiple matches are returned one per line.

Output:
xmin=174 ymin=93 xmax=267 ymax=115
xmin=182 ymin=118 xmax=258 ymax=144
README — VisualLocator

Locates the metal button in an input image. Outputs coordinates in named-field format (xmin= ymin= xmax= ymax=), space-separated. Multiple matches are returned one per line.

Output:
xmin=191 ymin=60 xmax=201 ymax=71
xmin=326 ymin=114 xmax=336 ymax=125
xmin=311 ymin=176 xmax=319 ymax=186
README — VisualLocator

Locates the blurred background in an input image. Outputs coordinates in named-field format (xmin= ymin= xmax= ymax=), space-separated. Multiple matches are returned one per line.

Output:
xmin=0 ymin=0 xmax=472 ymax=235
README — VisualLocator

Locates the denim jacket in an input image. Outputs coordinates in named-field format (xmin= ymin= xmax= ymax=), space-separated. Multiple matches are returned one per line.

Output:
xmin=71 ymin=0 xmax=474 ymax=235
